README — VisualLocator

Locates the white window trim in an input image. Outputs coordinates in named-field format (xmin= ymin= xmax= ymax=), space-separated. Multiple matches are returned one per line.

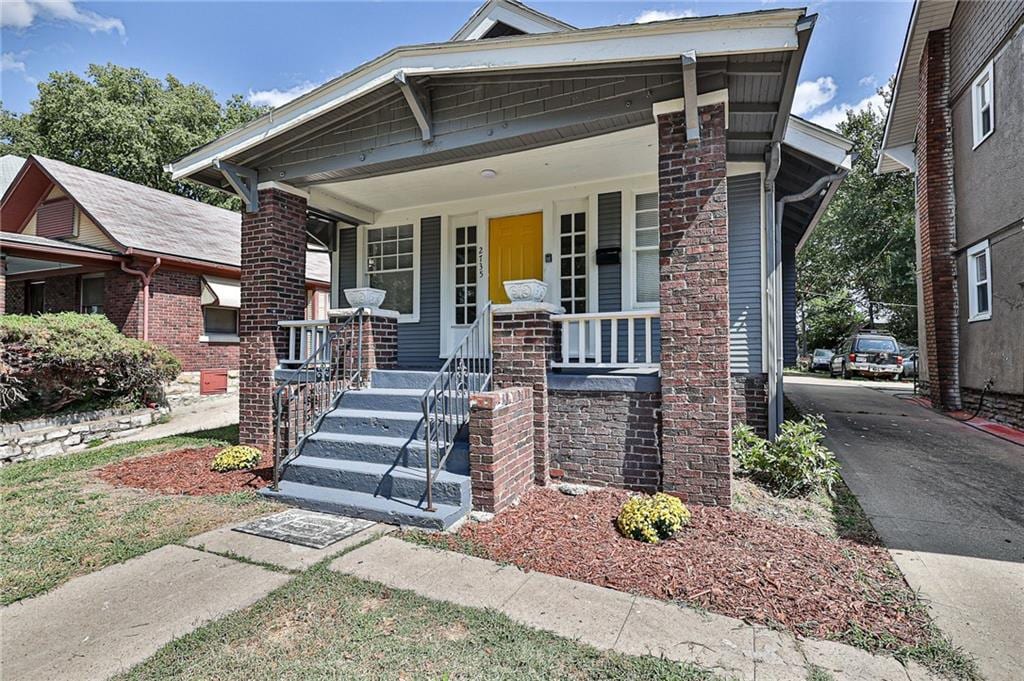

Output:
xmin=356 ymin=221 xmax=421 ymax=324
xmin=200 ymin=305 xmax=240 ymax=343
xmin=971 ymin=60 xmax=995 ymax=149
xmin=966 ymin=239 xmax=992 ymax=322
xmin=79 ymin=272 xmax=104 ymax=314
xmin=622 ymin=186 xmax=660 ymax=311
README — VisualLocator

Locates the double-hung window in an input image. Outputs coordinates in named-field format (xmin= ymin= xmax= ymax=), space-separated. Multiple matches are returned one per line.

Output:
xmin=365 ymin=224 xmax=416 ymax=319
xmin=80 ymin=274 xmax=104 ymax=314
xmin=559 ymin=211 xmax=587 ymax=314
xmin=967 ymin=240 xmax=992 ymax=322
xmin=971 ymin=61 xmax=994 ymax=147
xmin=632 ymin=192 xmax=659 ymax=308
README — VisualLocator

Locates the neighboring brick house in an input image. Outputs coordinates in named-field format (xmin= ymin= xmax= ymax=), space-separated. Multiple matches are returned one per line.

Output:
xmin=1 ymin=154 xmax=331 ymax=403
xmin=879 ymin=1 xmax=1024 ymax=429
xmin=164 ymin=0 xmax=852 ymax=527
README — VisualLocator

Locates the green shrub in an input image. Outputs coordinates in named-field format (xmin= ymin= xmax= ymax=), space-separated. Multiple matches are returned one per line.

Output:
xmin=0 ymin=313 xmax=181 ymax=421
xmin=732 ymin=415 xmax=840 ymax=497
xmin=211 ymin=445 xmax=263 ymax=472
xmin=616 ymin=492 xmax=691 ymax=544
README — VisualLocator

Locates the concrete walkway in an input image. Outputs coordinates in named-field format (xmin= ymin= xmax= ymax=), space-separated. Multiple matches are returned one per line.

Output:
xmin=331 ymin=536 xmax=941 ymax=681
xmin=113 ymin=394 xmax=238 ymax=444
xmin=786 ymin=375 xmax=1024 ymax=681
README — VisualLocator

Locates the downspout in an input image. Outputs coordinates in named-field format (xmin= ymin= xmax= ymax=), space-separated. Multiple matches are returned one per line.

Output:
xmin=120 ymin=257 xmax=162 ymax=341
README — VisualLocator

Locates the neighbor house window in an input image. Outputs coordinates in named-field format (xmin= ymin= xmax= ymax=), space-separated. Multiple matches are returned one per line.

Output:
xmin=559 ymin=211 xmax=587 ymax=314
xmin=971 ymin=61 xmax=994 ymax=147
xmin=365 ymin=224 xmax=416 ymax=318
xmin=633 ymin=192 xmax=659 ymax=307
xmin=967 ymin=240 xmax=992 ymax=321
xmin=80 ymin=274 xmax=104 ymax=314
xmin=203 ymin=306 xmax=239 ymax=338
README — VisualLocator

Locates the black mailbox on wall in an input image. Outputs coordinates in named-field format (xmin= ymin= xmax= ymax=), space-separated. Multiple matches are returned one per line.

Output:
xmin=595 ymin=247 xmax=621 ymax=266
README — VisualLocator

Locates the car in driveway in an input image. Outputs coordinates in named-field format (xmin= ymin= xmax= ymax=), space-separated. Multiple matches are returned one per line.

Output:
xmin=809 ymin=348 xmax=834 ymax=372
xmin=830 ymin=333 xmax=904 ymax=380
xmin=900 ymin=345 xmax=919 ymax=378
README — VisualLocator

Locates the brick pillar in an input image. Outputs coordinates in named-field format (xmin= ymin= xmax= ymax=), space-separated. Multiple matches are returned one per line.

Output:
xmin=657 ymin=102 xmax=732 ymax=507
xmin=916 ymin=29 xmax=961 ymax=411
xmin=239 ymin=187 xmax=308 ymax=450
xmin=468 ymin=386 xmax=535 ymax=513
xmin=491 ymin=303 xmax=560 ymax=485
xmin=329 ymin=307 xmax=398 ymax=383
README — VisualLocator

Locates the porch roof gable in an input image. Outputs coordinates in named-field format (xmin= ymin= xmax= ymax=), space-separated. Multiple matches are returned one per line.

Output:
xmin=451 ymin=0 xmax=574 ymax=41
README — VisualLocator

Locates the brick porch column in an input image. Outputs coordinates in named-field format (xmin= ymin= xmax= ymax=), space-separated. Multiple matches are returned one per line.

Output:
xmin=491 ymin=302 xmax=560 ymax=485
xmin=916 ymin=29 xmax=960 ymax=411
xmin=657 ymin=102 xmax=732 ymax=507
xmin=239 ymin=187 xmax=308 ymax=450
xmin=328 ymin=307 xmax=398 ymax=382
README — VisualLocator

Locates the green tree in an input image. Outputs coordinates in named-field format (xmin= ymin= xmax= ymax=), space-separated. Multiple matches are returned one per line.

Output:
xmin=797 ymin=89 xmax=918 ymax=346
xmin=0 ymin=63 xmax=267 ymax=209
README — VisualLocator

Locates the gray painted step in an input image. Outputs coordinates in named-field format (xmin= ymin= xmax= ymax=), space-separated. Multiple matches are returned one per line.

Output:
xmin=281 ymin=455 xmax=470 ymax=507
xmin=260 ymin=481 xmax=467 ymax=530
xmin=337 ymin=388 xmax=468 ymax=413
xmin=318 ymin=408 xmax=462 ymax=441
xmin=370 ymin=369 xmax=488 ymax=391
xmin=301 ymin=431 xmax=469 ymax=474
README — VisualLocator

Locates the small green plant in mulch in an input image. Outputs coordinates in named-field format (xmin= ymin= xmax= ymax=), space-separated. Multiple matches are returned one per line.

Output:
xmin=732 ymin=416 xmax=840 ymax=497
xmin=210 ymin=445 xmax=263 ymax=472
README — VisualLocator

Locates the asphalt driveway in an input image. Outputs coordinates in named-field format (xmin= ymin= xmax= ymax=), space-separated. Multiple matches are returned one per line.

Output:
xmin=785 ymin=375 xmax=1023 ymax=681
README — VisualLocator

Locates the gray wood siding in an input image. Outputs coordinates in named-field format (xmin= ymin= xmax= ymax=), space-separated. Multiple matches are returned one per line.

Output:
xmin=597 ymin=191 xmax=622 ymax=313
xmin=337 ymin=228 xmax=357 ymax=291
xmin=782 ymin=234 xmax=798 ymax=366
xmin=727 ymin=174 xmax=763 ymax=374
xmin=397 ymin=216 xmax=442 ymax=369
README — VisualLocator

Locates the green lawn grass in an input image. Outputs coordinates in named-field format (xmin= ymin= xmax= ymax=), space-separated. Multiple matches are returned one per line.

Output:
xmin=115 ymin=560 xmax=717 ymax=681
xmin=0 ymin=425 xmax=277 ymax=605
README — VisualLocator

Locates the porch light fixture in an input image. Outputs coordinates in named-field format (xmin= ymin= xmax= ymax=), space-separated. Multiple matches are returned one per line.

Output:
xmin=480 ymin=169 xmax=497 ymax=179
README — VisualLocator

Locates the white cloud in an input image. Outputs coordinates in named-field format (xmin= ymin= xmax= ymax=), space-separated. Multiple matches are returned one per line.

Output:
xmin=1 ymin=52 xmax=27 ymax=73
xmin=633 ymin=8 xmax=697 ymax=23
xmin=792 ymin=76 xmax=837 ymax=116
xmin=247 ymin=82 xmax=319 ymax=108
xmin=858 ymin=74 xmax=878 ymax=88
xmin=809 ymin=92 xmax=887 ymax=130
xmin=1 ymin=0 xmax=124 ymax=35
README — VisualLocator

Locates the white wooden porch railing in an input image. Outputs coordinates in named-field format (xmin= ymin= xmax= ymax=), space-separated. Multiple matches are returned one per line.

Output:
xmin=279 ymin=319 xmax=330 ymax=366
xmin=550 ymin=310 xmax=659 ymax=369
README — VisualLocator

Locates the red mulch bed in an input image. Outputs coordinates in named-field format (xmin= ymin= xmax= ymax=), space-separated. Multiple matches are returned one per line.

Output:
xmin=430 ymin=488 xmax=930 ymax=646
xmin=97 ymin=447 xmax=273 ymax=496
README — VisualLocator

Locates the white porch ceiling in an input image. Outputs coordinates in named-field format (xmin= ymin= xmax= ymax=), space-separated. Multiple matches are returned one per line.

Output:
xmin=312 ymin=125 xmax=658 ymax=215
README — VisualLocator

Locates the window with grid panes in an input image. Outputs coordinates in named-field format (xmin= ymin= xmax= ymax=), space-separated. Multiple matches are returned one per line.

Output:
xmin=559 ymin=211 xmax=587 ymax=313
xmin=454 ymin=224 xmax=478 ymax=325
xmin=633 ymin=192 xmax=659 ymax=305
xmin=366 ymin=224 xmax=415 ymax=315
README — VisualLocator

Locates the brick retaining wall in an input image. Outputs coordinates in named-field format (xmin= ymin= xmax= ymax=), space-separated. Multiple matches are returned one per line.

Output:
xmin=468 ymin=387 xmax=535 ymax=513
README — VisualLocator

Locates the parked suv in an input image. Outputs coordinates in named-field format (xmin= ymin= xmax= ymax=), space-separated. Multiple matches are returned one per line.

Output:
xmin=810 ymin=348 xmax=834 ymax=372
xmin=830 ymin=333 xmax=903 ymax=380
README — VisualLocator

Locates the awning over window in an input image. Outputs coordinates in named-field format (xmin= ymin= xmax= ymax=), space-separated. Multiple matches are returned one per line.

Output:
xmin=200 ymin=275 xmax=240 ymax=308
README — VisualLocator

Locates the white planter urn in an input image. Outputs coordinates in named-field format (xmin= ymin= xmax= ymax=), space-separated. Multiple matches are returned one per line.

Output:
xmin=503 ymin=279 xmax=548 ymax=304
xmin=344 ymin=287 xmax=386 ymax=309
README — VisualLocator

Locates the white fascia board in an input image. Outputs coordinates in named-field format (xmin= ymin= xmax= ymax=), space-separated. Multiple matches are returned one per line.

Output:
xmin=878 ymin=143 xmax=916 ymax=174
xmin=169 ymin=11 xmax=803 ymax=181
xmin=795 ymin=171 xmax=846 ymax=255
xmin=651 ymin=88 xmax=730 ymax=121
xmin=308 ymin=188 xmax=377 ymax=225
xmin=461 ymin=4 xmax=569 ymax=40
xmin=784 ymin=117 xmax=853 ymax=169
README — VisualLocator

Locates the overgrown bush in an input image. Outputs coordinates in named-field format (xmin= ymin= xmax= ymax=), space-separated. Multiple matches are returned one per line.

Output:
xmin=0 ymin=313 xmax=180 ymax=421
xmin=210 ymin=445 xmax=263 ymax=472
xmin=732 ymin=415 xmax=840 ymax=497
xmin=616 ymin=492 xmax=691 ymax=544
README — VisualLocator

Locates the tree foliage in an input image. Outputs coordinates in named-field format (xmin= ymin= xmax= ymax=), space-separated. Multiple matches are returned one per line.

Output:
xmin=0 ymin=63 xmax=267 ymax=209
xmin=797 ymin=90 xmax=918 ymax=346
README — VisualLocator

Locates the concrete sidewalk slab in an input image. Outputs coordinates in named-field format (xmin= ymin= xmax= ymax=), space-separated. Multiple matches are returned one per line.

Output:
xmin=186 ymin=518 xmax=393 ymax=571
xmin=112 ymin=394 xmax=238 ymax=445
xmin=1 ymin=544 xmax=290 ymax=681
xmin=329 ymin=537 xmax=941 ymax=681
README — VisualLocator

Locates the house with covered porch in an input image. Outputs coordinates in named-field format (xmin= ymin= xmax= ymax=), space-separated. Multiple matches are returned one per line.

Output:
xmin=166 ymin=0 xmax=852 ymax=528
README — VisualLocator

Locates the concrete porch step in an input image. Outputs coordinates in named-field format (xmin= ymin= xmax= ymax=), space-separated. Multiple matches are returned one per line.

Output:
xmin=369 ymin=369 xmax=489 ymax=391
xmin=280 ymin=455 xmax=470 ymax=507
xmin=301 ymin=431 xmax=469 ymax=473
xmin=260 ymin=481 xmax=467 ymax=530
xmin=318 ymin=407 xmax=463 ymax=441
xmin=337 ymin=388 xmax=467 ymax=413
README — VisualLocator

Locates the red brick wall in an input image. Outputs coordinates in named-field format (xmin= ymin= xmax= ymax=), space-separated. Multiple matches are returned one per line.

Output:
xmin=916 ymin=29 xmax=961 ymax=411
xmin=548 ymin=389 xmax=661 ymax=492
xmin=492 ymin=309 xmax=559 ymax=485
xmin=731 ymin=373 xmax=768 ymax=438
xmin=468 ymin=387 xmax=535 ymax=513
xmin=239 ymin=188 xmax=308 ymax=449
xmin=19 ymin=273 xmax=79 ymax=313
xmin=657 ymin=102 xmax=732 ymax=507
xmin=103 ymin=269 xmax=143 ymax=338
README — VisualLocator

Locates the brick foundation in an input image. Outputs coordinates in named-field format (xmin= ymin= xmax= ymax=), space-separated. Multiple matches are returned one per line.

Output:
xmin=916 ymin=29 xmax=961 ymax=411
xmin=468 ymin=387 xmax=535 ymax=513
xmin=657 ymin=102 xmax=732 ymax=507
xmin=961 ymin=386 xmax=1024 ymax=431
xmin=492 ymin=306 xmax=559 ymax=485
xmin=548 ymin=389 xmax=661 ymax=492
xmin=239 ymin=188 xmax=308 ymax=449
xmin=731 ymin=373 xmax=769 ymax=438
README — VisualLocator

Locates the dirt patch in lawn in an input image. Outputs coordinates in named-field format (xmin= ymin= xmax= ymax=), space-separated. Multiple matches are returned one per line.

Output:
xmin=416 ymin=488 xmax=929 ymax=647
xmin=97 ymin=447 xmax=273 ymax=496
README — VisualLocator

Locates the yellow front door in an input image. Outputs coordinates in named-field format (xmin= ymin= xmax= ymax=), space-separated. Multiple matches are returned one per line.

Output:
xmin=488 ymin=212 xmax=543 ymax=304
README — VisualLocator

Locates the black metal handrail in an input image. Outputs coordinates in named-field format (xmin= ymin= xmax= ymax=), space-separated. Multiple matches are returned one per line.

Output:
xmin=271 ymin=310 xmax=364 ymax=490
xmin=421 ymin=302 xmax=493 ymax=512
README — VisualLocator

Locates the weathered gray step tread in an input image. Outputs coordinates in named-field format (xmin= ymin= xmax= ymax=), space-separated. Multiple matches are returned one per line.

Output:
xmin=300 ymin=431 xmax=469 ymax=473
xmin=282 ymin=455 xmax=470 ymax=506
xmin=287 ymin=455 xmax=469 ymax=484
xmin=260 ymin=481 xmax=466 ymax=530
xmin=370 ymin=369 xmax=488 ymax=390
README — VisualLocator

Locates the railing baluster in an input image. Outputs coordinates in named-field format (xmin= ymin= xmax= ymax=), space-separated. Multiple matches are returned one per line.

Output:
xmin=610 ymin=318 xmax=618 ymax=365
xmin=561 ymin=320 xmax=570 ymax=366
xmin=645 ymin=316 xmax=652 ymax=365
xmin=627 ymin=317 xmax=635 ymax=364
xmin=594 ymin=319 xmax=602 ymax=366
xmin=577 ymin=319 xmax=585 ymax=364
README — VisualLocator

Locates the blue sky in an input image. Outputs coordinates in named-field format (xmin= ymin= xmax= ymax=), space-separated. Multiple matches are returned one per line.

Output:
xmin=1 ymin=0 xmax=912 ymax=129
